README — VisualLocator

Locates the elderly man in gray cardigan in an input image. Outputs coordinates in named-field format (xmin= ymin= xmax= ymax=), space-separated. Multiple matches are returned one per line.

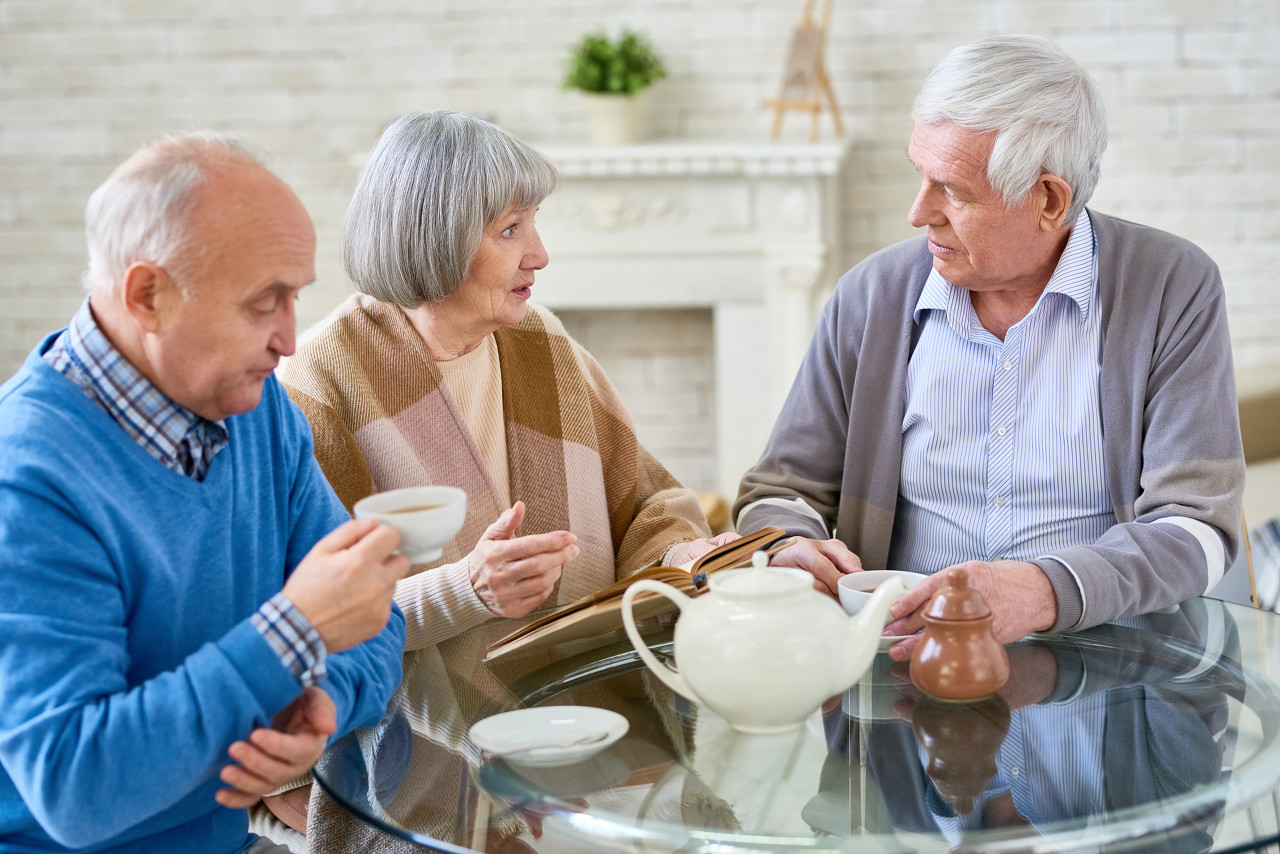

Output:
xmin=735 ymin=34 xmax=1244 ymax=660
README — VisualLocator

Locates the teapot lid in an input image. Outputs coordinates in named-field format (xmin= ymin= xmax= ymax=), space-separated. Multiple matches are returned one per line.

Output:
xmin=923 ymin=568 xmax=991 ymax=621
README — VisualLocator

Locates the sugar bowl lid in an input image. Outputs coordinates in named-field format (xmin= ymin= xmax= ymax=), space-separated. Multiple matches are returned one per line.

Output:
xmin=923 ymin=568 xmax=991 ymax=621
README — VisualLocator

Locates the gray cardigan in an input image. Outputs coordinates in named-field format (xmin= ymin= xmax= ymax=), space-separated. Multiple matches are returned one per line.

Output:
xmin=735 ymin=211 xmax=1245 ymax=632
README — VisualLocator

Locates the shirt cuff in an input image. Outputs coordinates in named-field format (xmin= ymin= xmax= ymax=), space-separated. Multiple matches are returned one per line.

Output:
xmin=250 ymin=591 xmax=328 ymax=687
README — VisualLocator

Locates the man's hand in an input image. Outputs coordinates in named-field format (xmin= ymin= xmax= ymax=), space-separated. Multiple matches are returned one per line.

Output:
xmin=283 ymin=517 xmax=410 ymax=653
xmin=883 ymin=560 xmax=1058 ymax=661
xmin=666 ymin=532 xmax=741 ymax=567
xmin=470 ymin=501 xmax=580 ymax=618
xmin=215 ymin=686 xmax=336 ymax=810
xmin=768 ymin=537 xmax=862 ymax=597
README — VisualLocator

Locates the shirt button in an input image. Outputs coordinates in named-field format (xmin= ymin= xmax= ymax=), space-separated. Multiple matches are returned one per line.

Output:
xmin=1003 ymin=361 xmax=1013 ymax=371
xmin=994 ymin=495 xmax=1006 ymax=507
xmin=997 ymin=426 xmax=1008 ymax=436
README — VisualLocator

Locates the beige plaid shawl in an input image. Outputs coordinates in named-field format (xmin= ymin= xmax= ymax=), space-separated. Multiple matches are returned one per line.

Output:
xmin=281 ymin=294 xmax=710 ymax=652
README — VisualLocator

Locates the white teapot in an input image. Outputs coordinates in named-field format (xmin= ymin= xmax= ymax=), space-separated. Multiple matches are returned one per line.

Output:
xmin=621 ymin=555 xmax=906 ymax=733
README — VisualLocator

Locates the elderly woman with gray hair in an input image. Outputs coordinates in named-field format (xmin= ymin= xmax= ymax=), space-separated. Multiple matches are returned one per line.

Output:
xmin=269 ymin=111 xmax=733 ymax=837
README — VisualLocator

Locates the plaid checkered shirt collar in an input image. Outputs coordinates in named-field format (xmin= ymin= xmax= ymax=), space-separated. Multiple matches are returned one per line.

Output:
xmin=44 ymin=299 xmax=229 ymax=480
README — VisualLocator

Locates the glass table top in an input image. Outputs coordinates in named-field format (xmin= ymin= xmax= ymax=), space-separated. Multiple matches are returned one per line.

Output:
xmin=314 ymin=598 xmax=1280 ymax=852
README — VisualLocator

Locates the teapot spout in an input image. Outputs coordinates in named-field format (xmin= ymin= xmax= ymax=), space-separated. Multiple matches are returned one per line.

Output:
xmin=838 ymin=576 xmax=907 ymax=692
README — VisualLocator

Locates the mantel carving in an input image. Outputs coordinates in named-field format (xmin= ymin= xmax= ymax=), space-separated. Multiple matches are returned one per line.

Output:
xmin=537 ymin=141 xmax=850 ymax=179
xmin=544 ymin=191 xmax=688 ymax=234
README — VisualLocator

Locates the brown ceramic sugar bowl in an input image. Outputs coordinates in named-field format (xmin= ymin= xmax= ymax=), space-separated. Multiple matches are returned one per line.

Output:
xmin=909 ymin=568 xmax=1010 ymax=702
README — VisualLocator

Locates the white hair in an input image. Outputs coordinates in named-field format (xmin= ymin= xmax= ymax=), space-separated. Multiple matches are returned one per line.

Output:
xmin=913 ymin=34 xmax=1108 ymax=223
xmin=83 ymin=132 xmax=263 ymax=293
xmin=342 ymin=111 xmax=557 ymax=307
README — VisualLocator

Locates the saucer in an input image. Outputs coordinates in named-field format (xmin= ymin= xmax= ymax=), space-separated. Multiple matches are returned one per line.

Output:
xmin=468 ymin=706 xmax=628 ymax=768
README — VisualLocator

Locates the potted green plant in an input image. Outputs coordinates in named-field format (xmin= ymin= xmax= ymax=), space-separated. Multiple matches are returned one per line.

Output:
xmin=563 ymin=28 xmax=667 ymax=145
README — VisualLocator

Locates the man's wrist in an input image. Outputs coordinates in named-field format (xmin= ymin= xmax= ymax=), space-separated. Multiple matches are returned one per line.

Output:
xmin=1031 ymin=557 xmax=1081 ymax=632
xmin=251 ymin=592 xmax=329 ymax=687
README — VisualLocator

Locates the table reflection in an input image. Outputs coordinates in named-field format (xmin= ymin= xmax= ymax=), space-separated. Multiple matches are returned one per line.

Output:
xmin=313 ymin=599 xmax=1280 ymax=853
xmin=827 ymin=600 xmax=1246 ymax=853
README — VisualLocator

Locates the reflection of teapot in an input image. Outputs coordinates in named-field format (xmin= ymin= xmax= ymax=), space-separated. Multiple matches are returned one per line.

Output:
xmin=621 ymin=559 xmax=906 ymax=733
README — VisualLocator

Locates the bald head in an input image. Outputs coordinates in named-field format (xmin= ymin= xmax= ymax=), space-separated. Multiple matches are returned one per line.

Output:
xmin=83 ymin=132 xmax=316 ymax=420
xmin=83 ymin=133 xmax=268 ymax=295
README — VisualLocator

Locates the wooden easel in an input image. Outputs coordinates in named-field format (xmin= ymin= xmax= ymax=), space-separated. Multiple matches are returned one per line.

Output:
xmin=763 ymin=0 xmax=844 ymax=142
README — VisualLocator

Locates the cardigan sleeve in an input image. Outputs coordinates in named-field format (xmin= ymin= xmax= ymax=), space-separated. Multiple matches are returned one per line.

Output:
xmin=1039 ymin=235 xmax=1245 ymax=631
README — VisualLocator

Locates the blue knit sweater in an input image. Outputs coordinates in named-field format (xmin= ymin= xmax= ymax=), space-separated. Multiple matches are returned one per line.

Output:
xmin=0 ymin=337 xmax=406 ymax=853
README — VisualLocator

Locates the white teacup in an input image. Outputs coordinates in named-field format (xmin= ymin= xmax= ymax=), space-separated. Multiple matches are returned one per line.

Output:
xmin=837 ymin=570 xmax=928 ymax=616
xmin=353 ymin=486 xmax=467 ymax=563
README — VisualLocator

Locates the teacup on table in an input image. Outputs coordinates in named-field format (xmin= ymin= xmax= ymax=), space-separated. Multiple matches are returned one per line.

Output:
xmin=353 ymin=486 xmax=467 ymax=563
xmin=838 ymin=569 xmax=928 ymax=616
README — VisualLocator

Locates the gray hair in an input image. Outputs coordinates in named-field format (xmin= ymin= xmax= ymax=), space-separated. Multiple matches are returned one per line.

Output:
xmin=83 ymin=132 xmax=263 ymax=293
xmin=913 ymin=34 xmax=1107 ymax=223
xmin=342 ymin=111 xmax=558 ymax=307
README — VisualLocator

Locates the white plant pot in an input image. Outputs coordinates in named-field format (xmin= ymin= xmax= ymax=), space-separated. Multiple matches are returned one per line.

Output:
xmin=582 ymin=92 xmax=645 ymax=145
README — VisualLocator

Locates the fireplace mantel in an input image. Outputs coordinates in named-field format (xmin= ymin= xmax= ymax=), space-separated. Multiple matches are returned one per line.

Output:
xmin=533 ymin=139 xmax=854 ymax=504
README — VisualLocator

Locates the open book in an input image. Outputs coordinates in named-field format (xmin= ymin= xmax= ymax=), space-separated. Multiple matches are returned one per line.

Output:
xmin=483 ymin=526 xmax=792 ymax=663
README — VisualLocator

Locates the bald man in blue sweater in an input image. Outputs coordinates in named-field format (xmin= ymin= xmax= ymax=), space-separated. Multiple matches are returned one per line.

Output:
xmin=0 ymin=134 xmax=410 ymax=853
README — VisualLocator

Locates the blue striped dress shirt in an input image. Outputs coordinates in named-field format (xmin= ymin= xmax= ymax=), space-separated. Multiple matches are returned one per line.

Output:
xmin=43 ymin=298 xmax=328 ymax=687
xmin=925 ymin=697 xmax=1108 ymax=844
xmin=888 ymin=211 xmax=1115 ymax=576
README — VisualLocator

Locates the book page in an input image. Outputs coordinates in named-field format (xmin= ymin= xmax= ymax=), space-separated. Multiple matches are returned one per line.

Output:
xmin=484 ymin=527 xmax=789 ymax=662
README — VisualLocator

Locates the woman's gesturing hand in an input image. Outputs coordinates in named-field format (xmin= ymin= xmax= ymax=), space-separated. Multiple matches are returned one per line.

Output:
xmin=469 ymin=501 xmax=580 ymax=618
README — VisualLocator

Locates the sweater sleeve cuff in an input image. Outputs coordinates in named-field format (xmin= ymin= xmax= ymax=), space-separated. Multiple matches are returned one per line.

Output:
xmin=1035 ymin=555 xmax=1084 ymax=632
xmin=659 ymin=541 xmax=687 ymax=568
xmin=216 ymin=619 xmax=305 ymax=718
xmin=395 ymin=557 xmax=495 ymax=650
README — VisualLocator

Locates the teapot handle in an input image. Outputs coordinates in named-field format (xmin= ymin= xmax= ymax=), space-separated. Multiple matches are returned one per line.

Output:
xmin=621 ymin=580 xmax=703 ymax=705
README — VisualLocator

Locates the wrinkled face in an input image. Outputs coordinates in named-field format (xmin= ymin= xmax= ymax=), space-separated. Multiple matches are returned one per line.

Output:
xmin=446 ymin=205 xmax=548 ymax=332
xmin=906 ymin=122 xmax=1050 ymax=294
xmin=148 ymin=166 xmax=315 ymax=421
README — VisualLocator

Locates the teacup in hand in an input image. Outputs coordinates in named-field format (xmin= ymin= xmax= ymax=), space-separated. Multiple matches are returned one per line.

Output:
xmin=353 ymin=486 xmax=467 ymax=563
xmin=838 ymin=570 xmax=928 ymax=616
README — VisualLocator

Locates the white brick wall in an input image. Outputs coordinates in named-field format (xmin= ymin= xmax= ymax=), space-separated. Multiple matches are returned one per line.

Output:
xmin=4 ymin=0 xmax=1279 ymax=492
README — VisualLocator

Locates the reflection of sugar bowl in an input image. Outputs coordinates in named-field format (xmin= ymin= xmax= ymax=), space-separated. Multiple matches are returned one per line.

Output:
xmin=911 ymin=694 xmax=1011 ymax=816
xmin=909 ymin=568 xmax=1010 ymax=701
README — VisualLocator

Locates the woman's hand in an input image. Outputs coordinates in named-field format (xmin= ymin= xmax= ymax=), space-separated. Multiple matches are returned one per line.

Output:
xmin=469 ymin=501 xmax=580 ymax=618
xmin=666 ymin=532 xmax=742 ymax=568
